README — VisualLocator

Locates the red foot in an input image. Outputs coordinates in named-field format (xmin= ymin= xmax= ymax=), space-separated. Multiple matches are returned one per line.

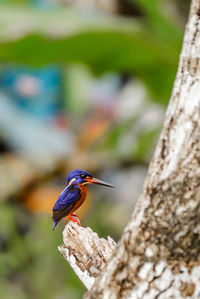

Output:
xmin=69 ymin=214 xmax=81 ymax=226
xmin=71 ymin=213 xmax=81 ymax=222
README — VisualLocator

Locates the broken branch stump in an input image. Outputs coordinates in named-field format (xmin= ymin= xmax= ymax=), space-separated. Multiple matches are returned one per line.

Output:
xmin=58 ymin=221 xmax=116 ymax=290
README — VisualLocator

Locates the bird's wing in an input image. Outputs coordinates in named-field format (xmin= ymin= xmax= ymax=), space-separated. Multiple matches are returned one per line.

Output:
xmin=52 ymin=186 xmax=81 ymax=221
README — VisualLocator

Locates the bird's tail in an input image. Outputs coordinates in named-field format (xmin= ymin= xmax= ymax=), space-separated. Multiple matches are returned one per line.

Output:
xmin=52 ymin=220 xmax=57 ymax=231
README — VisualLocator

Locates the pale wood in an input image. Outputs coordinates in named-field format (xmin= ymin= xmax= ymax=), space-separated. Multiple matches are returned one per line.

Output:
xmin=58 ymin=221 xmax=116 ymax=290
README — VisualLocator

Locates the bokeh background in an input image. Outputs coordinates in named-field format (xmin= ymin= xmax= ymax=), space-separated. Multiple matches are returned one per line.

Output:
xmin=0 ymin=0 xmax=190 ymax=298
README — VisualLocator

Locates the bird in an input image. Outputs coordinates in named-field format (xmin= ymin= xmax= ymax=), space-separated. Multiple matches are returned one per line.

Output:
xmin=52 ymin=169 xmax=114 ymax=231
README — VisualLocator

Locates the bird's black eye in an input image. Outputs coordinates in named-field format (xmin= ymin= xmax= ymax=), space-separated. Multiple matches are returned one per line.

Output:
xmin=80 ymin=174 xmax=85 ymax=178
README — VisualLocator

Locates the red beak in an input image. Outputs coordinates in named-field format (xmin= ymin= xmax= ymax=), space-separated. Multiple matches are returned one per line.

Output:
xmin=85 ymin=177 xmax=114 ymax=188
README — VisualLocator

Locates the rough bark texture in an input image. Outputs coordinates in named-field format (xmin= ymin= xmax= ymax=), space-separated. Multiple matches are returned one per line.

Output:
xmin=58 ymin=222 xmax=116 ymax=290
xmin=82 ymin=0 xmax=200 ymax=298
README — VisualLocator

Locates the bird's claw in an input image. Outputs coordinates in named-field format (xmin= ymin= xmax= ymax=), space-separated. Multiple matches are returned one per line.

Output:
xmin=69 ymin=214 xmax=81 ymax=226
xmin=71 ymin=213 xmax=81 ymax=221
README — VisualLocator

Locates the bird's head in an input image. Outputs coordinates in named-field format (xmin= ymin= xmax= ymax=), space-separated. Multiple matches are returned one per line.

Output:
xmin=66 ymin=169 xmax=114 ymax=187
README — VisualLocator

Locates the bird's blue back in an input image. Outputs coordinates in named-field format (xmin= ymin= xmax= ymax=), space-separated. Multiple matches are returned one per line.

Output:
xmin=53 ymin=185 xmax=81 ymax=211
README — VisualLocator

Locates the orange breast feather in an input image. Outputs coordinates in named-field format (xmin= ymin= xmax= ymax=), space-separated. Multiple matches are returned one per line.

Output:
xmin=69 ymin=184 xmax=87 ymax=215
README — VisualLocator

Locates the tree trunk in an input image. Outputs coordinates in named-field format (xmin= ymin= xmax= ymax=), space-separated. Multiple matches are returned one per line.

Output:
xmin=59 ymin=0 xmax=200 ymax=297
xmin=83 ymin=0 xmax=200 ymax=298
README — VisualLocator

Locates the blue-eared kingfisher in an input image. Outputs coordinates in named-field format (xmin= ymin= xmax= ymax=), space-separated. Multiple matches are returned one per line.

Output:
xmin=52 ymin=169 xmax=114 ymax=230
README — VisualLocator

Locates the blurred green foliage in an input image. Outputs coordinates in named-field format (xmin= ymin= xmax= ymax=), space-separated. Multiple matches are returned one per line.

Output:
xmin=0 ymin=202 xmax=86 ymax=299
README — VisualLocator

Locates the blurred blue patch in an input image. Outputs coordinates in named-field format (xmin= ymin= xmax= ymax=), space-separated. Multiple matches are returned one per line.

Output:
xmin=0 ymin=66 xmax=63 ymax=120
xmin=30 ymin=0 xmax=58 ymax=9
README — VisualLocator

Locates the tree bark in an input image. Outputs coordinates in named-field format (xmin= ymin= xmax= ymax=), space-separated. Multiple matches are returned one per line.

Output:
xmin=59 ymin=0 xmax=200 ymax=297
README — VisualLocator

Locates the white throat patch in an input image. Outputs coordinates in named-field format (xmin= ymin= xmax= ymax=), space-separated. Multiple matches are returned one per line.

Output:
xmin=68 ymin=178 xmax=76 ymax=186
